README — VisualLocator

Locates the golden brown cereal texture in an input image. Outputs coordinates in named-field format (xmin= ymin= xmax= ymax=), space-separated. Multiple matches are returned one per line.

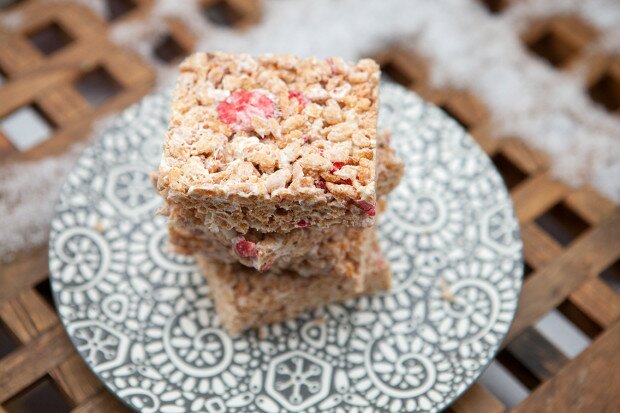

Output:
xmin=196 ymin=231 xmax=391 ymax=336
xmin=159 ymin=131 xmax=402 ymax=273
xmin=157 ymin=52 xmax=381 ymax=233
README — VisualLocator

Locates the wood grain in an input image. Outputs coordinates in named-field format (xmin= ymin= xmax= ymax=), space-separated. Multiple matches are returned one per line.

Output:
xmin=0 ymin=325 xmax=74 ymax=403
xmin=506 ymin=209 xmax=620 ymax=343
xmin=511 ymin=322 xmax=620 ymax=413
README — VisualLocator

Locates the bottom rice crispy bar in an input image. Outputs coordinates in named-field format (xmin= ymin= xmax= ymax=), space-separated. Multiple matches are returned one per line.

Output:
xmin=196 ymin=230 xmax=390 ymax=335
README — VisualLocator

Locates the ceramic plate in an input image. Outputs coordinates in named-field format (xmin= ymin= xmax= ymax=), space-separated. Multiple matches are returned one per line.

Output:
xmin=49 ymin=82 xmax=523 ymax=413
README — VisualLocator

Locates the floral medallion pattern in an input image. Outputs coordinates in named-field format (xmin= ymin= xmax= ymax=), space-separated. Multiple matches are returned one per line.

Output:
xmin=49 ymin=83 xmax=523 ymax=412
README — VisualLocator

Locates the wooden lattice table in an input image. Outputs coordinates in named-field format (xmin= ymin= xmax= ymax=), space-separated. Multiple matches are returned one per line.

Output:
xmin=1 ymin=1 xmax=619 ymax=412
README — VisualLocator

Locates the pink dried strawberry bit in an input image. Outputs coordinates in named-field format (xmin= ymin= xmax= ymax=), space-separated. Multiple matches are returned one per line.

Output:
xmin=259 ymin=258 xmax=275 ymax=272
xmin=296 ymin=219 xmax=310 ymax=227
xmin=234 ymin=238 xmax=258 ymax=257
xmin=330 ymin=161 xmax=346 ymax=173
xmin=217 ymin=90 xmax=276 ymax=132
xmin=355 ymin=200 xmax=376 ymax=217
xmin=288 ymin=90 xmax=308 ymax=108
xmin=314 ymin=178 xmax=327 ymax=191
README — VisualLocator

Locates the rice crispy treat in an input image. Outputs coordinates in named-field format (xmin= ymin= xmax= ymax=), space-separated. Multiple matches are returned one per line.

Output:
xmin=156 ymin=52 xmax=381 ymax=234
xmin=196 ymin=232 xmax=391 ymax=335
xmin=163 ymin=131 xmax=403 ymax=272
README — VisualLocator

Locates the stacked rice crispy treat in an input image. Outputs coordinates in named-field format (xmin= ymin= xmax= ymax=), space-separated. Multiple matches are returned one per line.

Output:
xmin=156 ymin=52 xmax=403 ymax=335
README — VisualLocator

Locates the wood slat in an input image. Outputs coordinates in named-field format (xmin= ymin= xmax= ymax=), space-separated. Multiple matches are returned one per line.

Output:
xmin=50 ymin=354 xmax=103 ymax=404
xmin=0 ymin=325 xmax=74 ymax=403
xmin=71 ymin=391 xmax=132 ymax=413
xmin=568 ymin=277 xmax=620 ymax=329
xmin=511 ymin=174 xmax=567 ymax=224
xmin=469 ymin=122 xmax=502 ymax=154
xmin=506 ymin=209 xmax=620 ymax=343
xmin=564 ymin=186 xmax=616 ymax=225
xmin=521 ymin=221 xmax=563 ymax=269
xmin=449 ymin=384 xmax=505 ymax=413
xmin=511 ymin=321 xmax=620 ymax=413
xmin=0 ymin=66 xmax=77 ymax=117
xmin=0 ymin=246 xmax=49 ymax=301
xmin=505 ymin=328 xmax=569 ymax=382
xmin=0 ymin=289 xmax=58 ymax=343
xmin=499 ymin=138 xmax=548 ymax=175
xmin=440 ymin=90 xmax=489 ymax=129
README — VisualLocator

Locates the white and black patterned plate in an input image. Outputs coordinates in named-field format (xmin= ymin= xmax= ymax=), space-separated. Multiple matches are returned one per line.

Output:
xmin=49 ymin=83 xmax=523 ymax=413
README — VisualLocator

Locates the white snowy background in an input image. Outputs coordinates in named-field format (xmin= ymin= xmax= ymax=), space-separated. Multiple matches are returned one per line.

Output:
xmin=0 ymin=0 xmax=617 ymax=408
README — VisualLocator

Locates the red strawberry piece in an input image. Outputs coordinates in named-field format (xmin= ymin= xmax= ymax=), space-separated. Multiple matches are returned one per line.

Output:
xmin=296 ymin=219 xmax=310 ymax=227
xmin=315 ymin=178 xmax=327 ymax=190
xmin=330 ymin=161 xmax=346 ymax=173
xmin=355 ymin=200 xmax=376 ymax=217
xmin=234 ymin=238 xmax=258 ymax=257
xmin=288 ymin=90 xmax=308 ymax=108
xmin=217 ymin=90 xmax=276 ymax=132
xmin=337 ymin=178 xmax=352 ymax=185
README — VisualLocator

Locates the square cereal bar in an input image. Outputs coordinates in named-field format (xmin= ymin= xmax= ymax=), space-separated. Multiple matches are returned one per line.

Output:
xmin=157 ymin=52 xmax=381 ymax=234
xmin=196 ymin=231 xmax=390 ymax=335
xmin=161 ymin=130 xmax=404 ymax=272
xmin=164 ymin=128 xmax=403 ymax=233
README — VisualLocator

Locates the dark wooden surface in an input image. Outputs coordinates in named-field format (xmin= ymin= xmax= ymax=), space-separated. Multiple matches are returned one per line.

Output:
xmin=1 ymin=1 xmax=619 ymax=412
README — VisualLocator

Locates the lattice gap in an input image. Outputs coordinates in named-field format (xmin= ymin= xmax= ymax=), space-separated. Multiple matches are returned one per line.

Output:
xmin=0 ymin=104 xmax=56 ymax=151
xmin=0 ymin=319 xmax=19 ymax=359
xmin=0 ymin=0 xmax=24 ymax=10
xmin=3 ymin=375 xmax=72 ymax=413
xmin=75 ymin=67 xmax=123 ymax=107
xmin=478 ymin=360 xmax=530 ymax=408
xmin=202 ymin=0 xmax=243 ymax=27
xmin=491 ymin=151 xmax=528 ymax=190
xmin=535 ymin=309 xmax=591 ymax=358
xmin=478 ymin=0 xmax=510 ymax=14
xmin=558 ymin=299 xmax=603 ymax=339
xmin=589 ymin=68 xmax=620 ymax=113
xmin=0 ymin=65 xmax=7 ymax=86
xmin=523 ymin=261 xmax=535 ymax=278
xmin=438 ymin=104 xmax=470 ymax=130
xmin=153 ymin=34 xmax=187 ymax=63
xmin=601 ymin=258 xmax=620 ymax=293
xmin=105 ymin=0 xmax=137 ymax=21
xmin=534 ymin=201 xmax=590 ymax=247
xmin=27 ymin=21 xmax=73 ymax=56
xmin=526 ymin=20 xmax=586 ymax=69
xmin=35 ymin=278 xmax=55 ymax=308
xmin=381 ymin=62 xmax=415 ymax=87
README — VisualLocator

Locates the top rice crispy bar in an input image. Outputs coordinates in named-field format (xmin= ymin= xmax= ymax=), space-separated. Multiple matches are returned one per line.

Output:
xmin=156 ymin=52 xmax=381 ymax=234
